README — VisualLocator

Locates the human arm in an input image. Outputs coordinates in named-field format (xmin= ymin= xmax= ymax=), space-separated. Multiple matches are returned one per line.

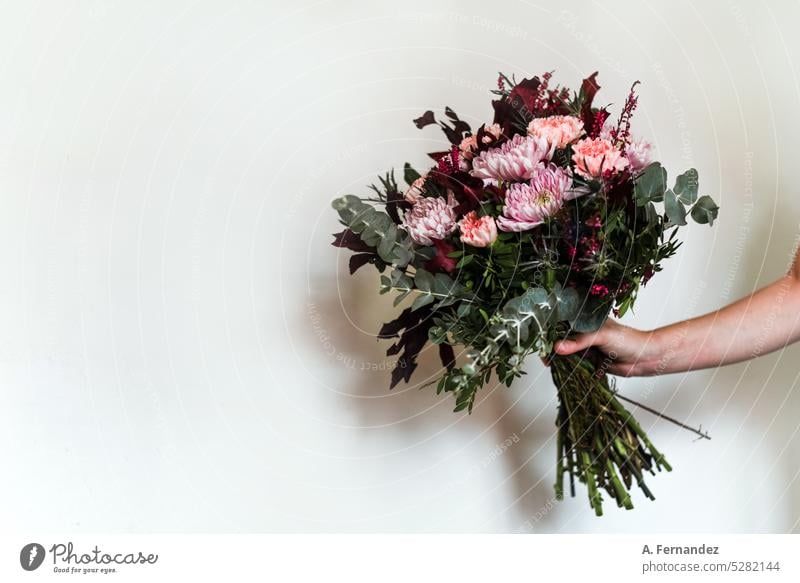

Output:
xmin=554 ymin=247 xmax=800 ymax=376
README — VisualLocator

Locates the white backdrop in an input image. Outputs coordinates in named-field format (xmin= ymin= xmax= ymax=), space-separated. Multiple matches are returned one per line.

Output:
xmin=1 ymin=0 xmax=799 ymax=533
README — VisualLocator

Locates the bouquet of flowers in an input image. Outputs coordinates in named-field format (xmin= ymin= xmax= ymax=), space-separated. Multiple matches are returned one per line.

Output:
xmin=331 ymin=72 xmax=719 ymax=515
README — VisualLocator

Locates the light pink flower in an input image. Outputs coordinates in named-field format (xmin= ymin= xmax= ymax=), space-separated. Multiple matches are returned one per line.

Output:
xmin=458 ymin=212 xmax=498 ymax=247
xmin=481 ymin=123 xmax=503 ymax=143
xmin=497 ymin=164 xmax=571 ymax=232
xmin=404 ymin=175 xmax=427 ymax=204
xmin=571 ymin=137 xmax=629 ymax=179
xmin=470 ymin=134 xmax=554 ymax=182
xmin=625 ymin=138 xmax=652 ymax=172
xmin=527 ymin=115 xmax=584 ymax=150
xmin=459 ymin=124 xmax=503 ymax=165
xmin=401 ymin=194 xmax=457 ymax=245
xmin=458 ymin=135 xmax=479 ymax=161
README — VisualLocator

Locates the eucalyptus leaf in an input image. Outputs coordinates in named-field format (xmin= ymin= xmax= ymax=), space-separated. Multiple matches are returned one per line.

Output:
xmin=331 ymin=195 xmax=368 ymax=225
xmin=393 ymin=290 xmax=410 ymax=306
xmin=433 ymin=273 xmax=457 ymax=295
xmin=633 ymin=162 xmax=667 ymax=206
xmin=411 ymin=293 xmax=435 ymax=311
xmin=390 ymin=268 xmax=412 ymax=290
xmin=377 ymin=225 xmax=398 ymax=262
xmin=414 ymin=268 xmax=435 ymax=292
xmin=644 ymin=201 xmax=660 ymax=226
xmin=332 ymin=196 xmax=405 ymax=266
xmin=664 ymin=189 xmax=687 ymax=226
xmin=674 ymin=168 xmax=699 ymax=204
xmin=357 ymin=210 xmax=393 ymax=246
xmin=570 ymin=297 xmax=611 ymax=333
xmin=392 ymin=242 xmax=413 ymax=267
xmin=690 ymin=195 xmax=720 ymax=226
xmin=553 ymin=284 xmax=580 ymax=322
xmin=498 ymin=287 xmax=556 ymax=344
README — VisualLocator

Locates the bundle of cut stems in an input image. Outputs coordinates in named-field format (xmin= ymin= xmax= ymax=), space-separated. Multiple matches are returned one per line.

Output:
xmin=550 ymin=353 xmax=671 ymax=516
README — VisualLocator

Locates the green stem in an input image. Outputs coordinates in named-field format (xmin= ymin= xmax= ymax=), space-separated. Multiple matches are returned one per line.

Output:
xmin=581 ymin=452 xmax=603 ymax=517
xmin=555 ymin=404 xmax=565 ymax=500
xmin=606 ymin=459 xmax=634 ymax=510
xmin=602 ymin=388 xmax=672 ymax=471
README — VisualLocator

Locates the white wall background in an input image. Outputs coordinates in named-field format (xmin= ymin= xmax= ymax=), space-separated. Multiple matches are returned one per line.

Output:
xmin=1 ymin=0 xmax=799 ymax=533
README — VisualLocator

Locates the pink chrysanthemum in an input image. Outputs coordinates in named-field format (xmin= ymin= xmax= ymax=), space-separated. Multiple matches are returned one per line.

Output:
xmin=401 ymin=194 xmax=457 ymax=245
xmin=497 ymin=164 xmax=571 ymax=232
xmin=527 ymin=115 xmax=584 ymax=150
xmin=470 ymin=134 xmax=554 ymax=182
xmin=458 ymin=211 xmax=498 ymax=248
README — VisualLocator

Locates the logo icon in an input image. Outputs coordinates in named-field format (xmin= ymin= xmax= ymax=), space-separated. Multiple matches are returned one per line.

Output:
xmin=20 ymin=543 xmax=46 ymax=571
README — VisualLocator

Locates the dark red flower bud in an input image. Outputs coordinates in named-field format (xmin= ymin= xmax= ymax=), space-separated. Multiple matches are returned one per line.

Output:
xmin=425 ymin=239 xmax=458 ymax=274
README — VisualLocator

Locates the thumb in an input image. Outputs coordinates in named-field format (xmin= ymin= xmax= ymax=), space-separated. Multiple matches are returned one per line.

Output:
xmin=554 ymin=332 xmax=599 ymax=355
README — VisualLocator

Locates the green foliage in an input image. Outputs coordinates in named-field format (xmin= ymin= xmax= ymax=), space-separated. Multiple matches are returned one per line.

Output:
xmin=366 ymin=171 xmax=399 ymax=202
xmin=403 ymin=162 xmax=421 ymax=186
xmin=664 ymin=189 xmax=687 ymax=227
xmin=634 ymin=164 xmax=718 ymax=229
xmin=554 ymin=284 xmax=580 ymax=322
xmin=385 ymin=268 xmax=414 ymax=306
xmin=495 ymin=286 xmax=554 ymax=345
xmin=411 ymin=269 xmax=465 ymax=311
xmin=690 ymin=195 xmax=720 ymax=226
xmin=633 ymin=162 xmax=666 ymax=205
xmin=571 ymin=296 xmax=611 ymax=333
xmin=674 ymin=168 xmax=699 ymax=204
xmin=331 ymin=195 xmax=413 ymax=266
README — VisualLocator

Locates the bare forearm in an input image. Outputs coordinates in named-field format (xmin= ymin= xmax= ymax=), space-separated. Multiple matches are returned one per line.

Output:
xmin=645 ymin=275 xmax=800 ymax=374
xmin=554 ymin=249 xmax=800 ymax=377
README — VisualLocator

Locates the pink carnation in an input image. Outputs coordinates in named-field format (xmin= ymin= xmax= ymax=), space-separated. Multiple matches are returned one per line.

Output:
xmin=470 ymin=134 xmax=554 ymax=182
xmin=527 ymin=115 xmax=584 ymax=149
xmin=401 ymin=194 xmax=457 ymax=245
xmin=458 ymin=212 xmax=498 ymax=248
xmin=572 ymin=137 xmax=629 ymax=179
xmin=497 ymin=164 xmax=571 ymax=232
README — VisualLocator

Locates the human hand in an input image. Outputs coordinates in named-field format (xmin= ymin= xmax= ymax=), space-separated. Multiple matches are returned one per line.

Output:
xmin=553 ymin=319 xmax=662 ymax=377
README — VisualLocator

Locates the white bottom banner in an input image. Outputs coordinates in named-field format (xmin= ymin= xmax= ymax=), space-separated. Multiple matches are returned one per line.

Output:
xmin=2 ymin=534 xmax=798 ymax=582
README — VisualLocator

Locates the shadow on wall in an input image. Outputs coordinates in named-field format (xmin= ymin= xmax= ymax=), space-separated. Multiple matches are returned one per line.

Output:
xmin=299 ymin=262 xmax=567 ymax=531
